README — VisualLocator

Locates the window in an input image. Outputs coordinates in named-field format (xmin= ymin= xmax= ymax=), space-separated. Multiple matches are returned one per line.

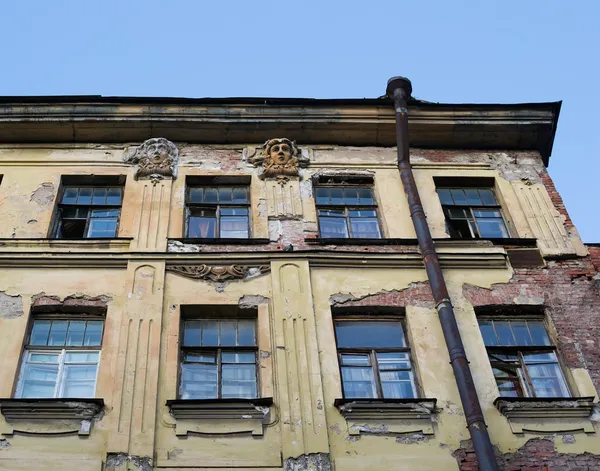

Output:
xmin=180 ymin=318 xmax=257 ymax=399
xmin=186 ymin=186 xmax=250 ymax=238
xmin=16 ymin=318 xmax=104 ymax=398
xmin=436 ymin=187 xmax=509 ymax=239
xmin=478 ymin=318 xmax=570 ymax=398
xmin=334 ymin=318 xmax=417 ymax=399
xmin=315 ymin=185 xmax=381 ymax=238
xmin=55 ymin=186 xmax=123 ymax=238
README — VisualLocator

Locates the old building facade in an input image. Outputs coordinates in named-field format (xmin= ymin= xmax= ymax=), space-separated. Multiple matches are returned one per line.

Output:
xmin=0 ymin=80 xmax=598 ymax=470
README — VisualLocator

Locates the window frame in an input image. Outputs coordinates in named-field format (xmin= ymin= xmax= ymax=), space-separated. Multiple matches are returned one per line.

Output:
xmin=53 ymin=185 xmax=123 ymax=239
xmin=15 ymin=316 xmax=105 ymax=399
xmin=478 ymin=316 xmax=572 ymax=398
xmin=178 ymin=317 xmax=259 ymax=400
xmin=184 ymin=185 xmax=251 ymax=239
xmin=333 ymin=315 xmax=418 ymax=400
xmin=315 ymin=182 xmax=383 ymax=239
xmin=436 ymin=186 xmax=510 ymax=239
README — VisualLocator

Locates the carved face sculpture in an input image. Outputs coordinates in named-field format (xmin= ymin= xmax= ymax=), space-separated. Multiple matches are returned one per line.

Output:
xmin=269 ymin=142 xmax=292 ymax=166
xmin=146 ymin=142 xmax=170 ymax=167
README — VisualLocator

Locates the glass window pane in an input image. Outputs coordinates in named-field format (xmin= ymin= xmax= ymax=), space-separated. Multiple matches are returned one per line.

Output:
xmin=330 ymin=188 xmax=344 ymax=205
xmin=529 ymin=322 xmax=551 ymax=346
xmin=348 ymin=209 xmax=377 ymax=217
xmin=91 ymin=209 xmax=120 ymax=218
xmin=201 ymin=320 xmax=218 ymax=346
xmin=476 ymin=218 xmax=509 ymax=238
xmin=473 ymin=209 xmax=503 ymax=218
xmin=222 ymin=364 xmax=257 ymax=398
xmin=92 ymin=188 xmax=107 ymax=205
xmin=62 ymin=187 xmax=78 ymax=204
xmin=315 ymin=188 xmax=330 ymax=205
xmin=380 ymin=370 xmax=415 ymax=399
xmin=479 ymin=189 xmax=498 ymax=205
xmin=88 ymin=218 xmax=118 ymax=238
xmin=30 ymin=320 xmax=51 ymax=346
xmin=450 ymin=189 xmax=467 ymax=205
xmin=220 ymin=207 xmax=248 ymax=216
xmin=183 ymin=321 xmax=202 ymax=346
xmin=319 ymin=217 xmax=349 ymax=238
xmin=318 ymin=209 xmax=345 ymax=217
xmin=62 ymin=364 xmax=98 ymax=397
xmin=350 ymin=217 xmax=381 ymax=238
xmin=185 ymin=353 xmax=216 ymax=363
xmin=77 ymin=188 xmax=92 ymax=205
xmin=20 ymin=363 xmax=59 ymax=398
xmin=335 ymin=321 xmax=406 ymax=348
xmin=180 ymin=363 xmax=217 ymax=399
xmin=204 ymin=188 xmax=218 ymax=203
xmin=377 ymin=352 xmax=411 ymax=370
xmin=220 ymin=320 xmax=237 ymax=346
xmin=494 ymin=321 xmax=515 ymax=346
xmin=188 ymin=210 xmax=217 ymax=238
xmin=220 ymin=216 xmax=249 ymax=238
xmin=48 ymin=321 xmax=68 ymax=346
xmin=493 ymin=367 xmax=522 ymax=397
xmin=232 ymin=188 xmax=248 ymax=204
xmin=527 ymin=362 xmax=569 ymax=397
xmin=83 ymin=321 xmax=104 ymax=346
xmin=341 ymin=367 xmax=376 ymax=398
xmin=29 ymin=353 xmax=60 ymax=363
xmin=478 ymin=321 xmax=498 ymax=346
xmin=237 ymin=320 xmax=256 ymax=346
xmin=343 ymin=188 xmax=359 ymax=205
xmin=219 ymin=187 xmax=233 ymax=203
xmin=106 ymin=188 xmax=122 ymax=205
xmin=66 ymin=321 xmax=86 ymax=346
xmin=65 ymin=352 xmax=99 ymax=363
xmin=357 ymin=188 xmax=374 ymax=205
xmin=222 ymin=352 xmax=255 ymax=363
xmin=448 ymin=208 xmax=469 ymax=219
xmin=341 ymin=354 xmax=370 ymax=366
xmin=465 ymin=189 xmax=482 ymax=205
xmin=188 ymin=188 xmax=203 ymax=203
xmin=437 ymin=189 xmax=453 ymax=205
xmin=511 ymin=321 xmax=532 ymax=346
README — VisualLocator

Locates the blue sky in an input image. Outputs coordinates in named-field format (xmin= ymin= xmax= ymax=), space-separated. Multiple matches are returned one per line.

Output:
xmin=2 ymin=0 xmax=599 ymax=240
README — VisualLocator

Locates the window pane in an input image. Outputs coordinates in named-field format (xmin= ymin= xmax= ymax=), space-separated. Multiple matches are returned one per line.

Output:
xmin=341 ymin=354 xmax=370 ymax=366
xmin=330 ymin=188 xmax=344 ymax=205
xmin=437 ymin=189 xmax=453 ymax=205
xmin=220 ymin=216 xmax=249 ymax=238
xmin=478 ymin=321 xmax=498 ymax=346
xmin=88 ymin=218 xmax=118 ymax=238
xmin=62 ymin=187 xmax=78 ymax=204
xmin=62 ymin=365 xmax=98 ymax=397
xmin=83 ymin=321 xmax=104 ymax=346
xmin=183 ymin=321 xmax=202 ymax=346
xmin=201 ymin=321 xmax=218 ymax=346
xmin=465 ymin=189 xmax=482 ymax=205
xmin=30 ymin=320 xmax=51 ymax=346
xmin=357 ymin=188 xmax=374 ymax=205
xmin=219 ymin=187 xmax=233 ymax=203
xmin=529 ymin=322 xmax=551 ymax=346
xmin=20 ymin=363 xmax=59 ymax=398
xmin=91 ymin=209 xmax=120 ymax=218
xmin=185 ymin=353 xmax=216 ymax=363
xmin=204 ymin=188 xmax=218 ymax=203
xmin=106 ymin=188 xmax=122 ymax=205
xmin=494 ymin=321 xmax=515 ymax=346
xmin=315 ymin=187 xmax=330 ymax=205
xmin=473 ymin=209 xmax=502 ymax=218
xmin=66 ymin=321 xmax=86 ymax=346
xmin=335 ymin=321 xmax=406 ymax=348
xmin=348 ymin=209 xmax=377 ymax=217
xmin=341 ymin=367 xmax=376 ymax=398
xmin=350 ymin=217 xmax=381 ymax=238
xmin=319 ymin=217 xmax=349 ymax=238
xmin=479 ymin=189 xmax=498 ymax=205
xmin=343 ymin=188 xmax=359 ymax=205
xmin=526 ymin=362 xmax=569 ymax=397
xmin=29 ymin=353 xmax=60 ymax=363
xmin=232 ymin=188 xmax=248 ymax=204
xmin=476 ymin=218 xmax=509 ymax=238
xmin=450 ymin=189 xmax=467 ymax=205
xmin=92 ymin=188 xmax=107 ymax=205
xmin=222 ymin=352 xmax=255 ymax=363
xmin=48 ymin=321 xmax=68 ymax=346
xmin=188 ymin=210 xmax=217 ymax=238
xmin=511 ymin=321 xmax=532 ymax=346
xmin=237 ymin=320 xmax=256 ymax=346
xmin=222 ymin=364 xmax=257 ymax=398
xmin=377 ymin=352 xmax=411 ymax=370
xmin=380 ymin=370 xmax=415 ymax=399
xmin=188 ymin=188 xmax=203 ymax=203
xmin=180 ymin=363 xmax=217 ymax=399
xmin=220 ymin=320 xmax=237 ymax=346
xmin=65 ymin=352 xmax=99 ymax=363
xmin=77 ymin=188 xmax=93 ymax=205
xmin=59 ymin=219 xmax=86 ymax=239
xmin=447 ymin=207 xmax=469 ymax=219
xmin=493 ymin=367 xmax=521 ymax=397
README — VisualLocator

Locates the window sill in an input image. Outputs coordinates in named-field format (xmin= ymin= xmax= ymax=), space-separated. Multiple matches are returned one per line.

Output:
xmin=164 ymin=398 xmax=273 ymax=437
xmin=170 ymin=238 xmax=271 ymax=245
xmin=0 ymin=238 xmax=133 ymax=252
xmin=305 ymin=238 xmax=418 ymax=245
xmin=494 ymin=396 xmax=596 ymax=434
xmin=0 ymin=398 xmax=104 ymax=436
xmin=334 ymin=398 xmax=437 ymax=436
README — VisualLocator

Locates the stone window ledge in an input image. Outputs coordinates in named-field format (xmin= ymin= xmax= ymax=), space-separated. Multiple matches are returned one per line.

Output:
xmin=0 ymin=238 xmax=133 ymax=251
xmin=165 ymin=398 xmax=273 ymax=437
xmin=0 ymin=398 xmax=104 ymax=436
xmin=494 ymin=396 xmax=596 ymax=434
xmin=334 ymin=398 xmax=438 ymax=436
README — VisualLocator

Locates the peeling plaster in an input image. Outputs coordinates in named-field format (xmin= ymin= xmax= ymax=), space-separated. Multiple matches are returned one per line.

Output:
xmin=0 ymin=291 xmax=23 ymax=318
xmin=105 ymin=453 xmax=153 ymax=471
xmin=284 ymin=453 xmax=331 ymax=471
xmin=0 ymin=439 xmax=10 ymax=450
xmin=29 ymin=182 xmax=55 ymax=206
xmin=395 ymin=433 xmax=429 ymax=444
xmin=238 ymin=294 xmax=269 ymax=309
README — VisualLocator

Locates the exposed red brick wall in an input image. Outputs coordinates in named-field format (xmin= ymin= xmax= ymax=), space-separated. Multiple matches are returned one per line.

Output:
xmin=455 ymin=438 xmax=600 ymax=471
xmin=539 ymin=170 xmax=574 ymax=230
xmin=329 ymin=282 xmax=434 ymax=309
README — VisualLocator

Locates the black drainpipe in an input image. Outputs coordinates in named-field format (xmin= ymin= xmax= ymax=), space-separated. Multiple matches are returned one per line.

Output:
xmin=386 ymin=76 xmax=499 ymax=471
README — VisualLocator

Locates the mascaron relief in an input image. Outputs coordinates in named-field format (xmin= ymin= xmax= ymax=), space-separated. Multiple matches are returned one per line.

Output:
xmin=167 ymin=264 xmax=270 ymax=282
xmin=247 ymin=138 xmax=309 ymax=185
xmin=124 ymin=137 xmax=179 ymax=183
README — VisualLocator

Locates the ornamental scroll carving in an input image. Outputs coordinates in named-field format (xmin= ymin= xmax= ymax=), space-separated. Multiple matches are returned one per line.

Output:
xmin=247 ymin=138 xmax=309 ymax=185
xmin=166 ymin=264 xmax=270 ymax=282
xmin=124 ymin=137 xmax=179 ymax=182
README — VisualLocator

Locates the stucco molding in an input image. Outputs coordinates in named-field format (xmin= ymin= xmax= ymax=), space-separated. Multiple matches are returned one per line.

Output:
xmin=166 ymin=264 xmax=271 ymax=282
xmin=246 ymin=138 xmax=310 ymax=185
xmin=124 ymin=137 xmax=179 ymax=181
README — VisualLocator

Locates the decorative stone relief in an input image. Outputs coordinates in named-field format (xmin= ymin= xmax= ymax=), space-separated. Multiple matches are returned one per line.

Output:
xmin=166 ymin=264 xmax=270 ymax=282
xmin=247 ymin=138 xmax=309 ymax=185
xmin=124 ymin=137 xmax=179 ymax=183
